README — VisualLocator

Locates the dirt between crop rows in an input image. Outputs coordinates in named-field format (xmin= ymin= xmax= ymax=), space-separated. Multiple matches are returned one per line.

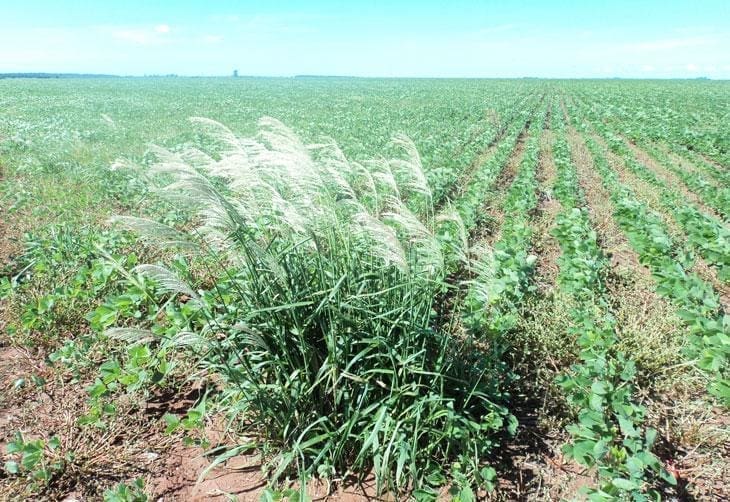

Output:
xmin=0 ymin=163 xmax=22 ymax=453
xmin=624 ymin=139 xmax=724 ymax=222
xmin=590 ymin=133 xmax=730 ymax=312
xmin=657 ymin=144 xmax=725 ymax=188
xmin=471 ymin=119 xmax=531 ymax=246
xmin=565 ymin=126 xmax=646 ymax=276
xmin=532 ymin=129 xmax=561 ymax=291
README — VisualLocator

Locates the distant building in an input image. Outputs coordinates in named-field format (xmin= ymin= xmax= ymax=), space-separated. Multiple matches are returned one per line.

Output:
xmin=233 ymin=69 xmax=239 ymax=77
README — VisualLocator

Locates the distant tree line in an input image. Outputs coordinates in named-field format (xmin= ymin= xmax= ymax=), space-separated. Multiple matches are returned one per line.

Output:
xmin=0 ymin=73 xmax=120 ymax=79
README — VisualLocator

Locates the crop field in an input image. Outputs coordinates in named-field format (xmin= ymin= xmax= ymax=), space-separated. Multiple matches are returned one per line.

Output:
xmin=0 ymin=78 xmax=728 ymax=501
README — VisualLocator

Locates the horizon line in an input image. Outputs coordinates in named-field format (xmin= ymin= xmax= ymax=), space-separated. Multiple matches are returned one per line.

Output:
xmin=0 ymin=72 xmax=726 ymax=81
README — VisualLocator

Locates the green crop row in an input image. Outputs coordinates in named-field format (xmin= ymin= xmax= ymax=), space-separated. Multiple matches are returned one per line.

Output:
xmin=668 ymin=145 xmax=730 ymax=189
xmin=576 ymin=127 xmax=729 ymax=406
xmin=590 ymin=126 xmax=730 ymax=284
xmin=640 ymin=143 xmax=730 ymax=222
xmin=453 ymin=96 xmax=543 ymax=232
xmin=462 ymin=100 xmax=547 ymax=335
xmin=550 ymin=108 xmax=673 ymax=500
xmin=566 ymin=81 xmax=728 ymax=169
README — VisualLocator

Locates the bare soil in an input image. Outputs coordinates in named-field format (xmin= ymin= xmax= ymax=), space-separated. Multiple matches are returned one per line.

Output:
xmin=532 ymin=130 xmax=561 ymax=291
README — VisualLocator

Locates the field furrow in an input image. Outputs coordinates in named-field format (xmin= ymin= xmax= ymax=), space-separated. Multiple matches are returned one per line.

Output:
xmin=532 ymin=132 xmax=561 ymax=290
xmin=462 ymin=99 xmax=548 ymax=333
xmin=546 ymin=108 xmax=673 ymax=498
xmin=624 ymin=140 xmax=726 ymax=223
xmin=586 ymin=126 xmax=730 ymax=288
xmin=573 ymin=123 xmax=729 ymax=405
xmin=642 ymin=141 xmax=730 ymax=221
xmin=473 ymin=116 xmax=531 ymax=246
xmin=452 ymin=99 xmax=544 ymax=232
xmin=566 ymin=122 xmax=693 ymax=392
xmin=566 ymin=126 xmax=645 ymax=275
xmin=662 ymin=143 xmax=730 ymax=189
xmin=587 ymin=131 xmax=730 ymax=309
xmin=438 ymin=92 xmax=540 ymax=208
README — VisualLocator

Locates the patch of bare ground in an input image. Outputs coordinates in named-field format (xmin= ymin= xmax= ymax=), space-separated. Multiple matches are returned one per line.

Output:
xmin=624 ymin=139 xmax=725 ymax=222
xmin=532 ymin=130 xmax=561 ymax=291
xmin=151 ymin=440 xmax=391 ymax=502
xmin=0 ymin=352 xmax=170 ymax=499
xmin=590 ymin=134 xmax=730 ymax=312
xmin=144 ymin=419 xmax=266 ymax=501
xmin=0 ymin=348 xmax=32 ymax=445
xmin=490 ymin=442 xmax=595 ymax=501
xmin=486 ymin=394 xmax=596 ymax=501
xmin=644 ymin=391 xmax=730 ymax=500
xmin=0 ymin=164 xmax=21 ymax=338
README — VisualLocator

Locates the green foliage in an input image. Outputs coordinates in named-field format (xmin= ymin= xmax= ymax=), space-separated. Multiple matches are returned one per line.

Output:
xmin=463 ymin=103 xmax=546 ymax=334
xmin=642 ymin=143 xmax=730 ymax=222
xmin=98 ymin=117 xmax=516 ymax=495
xmin=550 ymin=110 xmax=673 ymax=499
xmin=601 ymin=132 xmax=730 ymax=283
xmin=1 ymin=78 xmax=727 ymax=500
xmin=454 ymin=98 xmax=540 ymax=230
xmin=103 ymin=478 xmax=148 ymax=502
xmin=3 ymin=432 xmax=68 ymax=487
xmin=580 ymin=132 xmax=729 ymax=405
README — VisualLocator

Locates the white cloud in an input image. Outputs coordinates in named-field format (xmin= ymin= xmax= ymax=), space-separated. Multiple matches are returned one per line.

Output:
xmin=154 ymin=24 xmax=171 ymax=34
xmin=686 ymin=63 xmax=699 ymax=71
xmin=641 ymin=65 xmax=655 ymax=72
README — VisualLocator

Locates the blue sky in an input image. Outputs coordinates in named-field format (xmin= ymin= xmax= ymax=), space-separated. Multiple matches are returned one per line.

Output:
xmin=1 ymin=0 xmax=729 ymax=78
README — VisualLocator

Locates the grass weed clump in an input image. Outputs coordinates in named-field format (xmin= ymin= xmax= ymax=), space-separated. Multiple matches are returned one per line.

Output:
xmin=109 ymin=117 xmax=514 ymax=495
